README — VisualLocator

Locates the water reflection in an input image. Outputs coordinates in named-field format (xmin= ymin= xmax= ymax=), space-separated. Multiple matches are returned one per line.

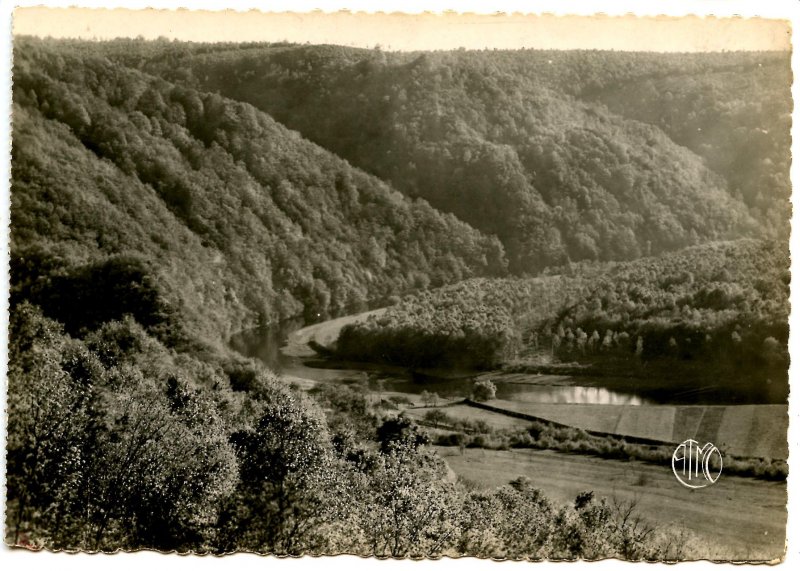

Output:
xmin=500 ymin=385 xmax=651 ymax=405
xmin=375 ymin=377 xmax=650 ymax=405
xmin=229 ymin=318 xmax=303 ymax=371
xmin=230 ymin=322 xmax=786 ymax=406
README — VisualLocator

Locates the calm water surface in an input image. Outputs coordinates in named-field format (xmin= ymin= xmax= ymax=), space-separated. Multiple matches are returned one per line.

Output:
xmin=230 ymin=322 xmax=785 ymax=406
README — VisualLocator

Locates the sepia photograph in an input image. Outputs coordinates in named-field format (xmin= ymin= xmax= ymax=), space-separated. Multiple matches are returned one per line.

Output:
xmin=2 ymin=1 xmax=796 ymax=564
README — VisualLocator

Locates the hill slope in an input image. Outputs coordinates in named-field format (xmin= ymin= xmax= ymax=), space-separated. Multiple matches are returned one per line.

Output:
xmin=11 ymin=38 xmax=506 ymax=345
xmin=335 ymin=239 xmax=789 ymax=393
xmin=589 ymin=62 xmax=791 ymax=234
xmin=105 ymin=43 xmax=788 ymax=273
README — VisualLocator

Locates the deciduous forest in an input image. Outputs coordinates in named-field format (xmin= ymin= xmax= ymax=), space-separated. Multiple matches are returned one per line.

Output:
xmin=6 ymin=37 xmax=791 ymax=559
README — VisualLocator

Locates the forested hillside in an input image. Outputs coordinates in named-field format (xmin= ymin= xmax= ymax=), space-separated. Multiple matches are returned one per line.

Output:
xmin=591 ymin=64 xmax=791 ymax=233
xmin=11 ymin=38 xmax=505 ymax=347
xmin=7 ymin=37 xmax=790 ymax=558
xmin=337 ymin=240 xmax=790 ymax=390
xmin=94 ymin=42 xmax=790 ymax=273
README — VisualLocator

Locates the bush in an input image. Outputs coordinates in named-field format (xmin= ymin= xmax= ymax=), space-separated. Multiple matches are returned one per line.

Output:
xmin=378 ymin=399 xmax=398 ymax=410
xmin=435 ymin=432 xmax=467 ymax=447
xmin=376 ymin=416 xmax=429 ymax=454
xmin=423 ymin=409 xmax=453 ymax=427
xmin=468 ymin=435 xmax=489 ymax=448
xmin=472 ymin=379 xmax=497 ymax=402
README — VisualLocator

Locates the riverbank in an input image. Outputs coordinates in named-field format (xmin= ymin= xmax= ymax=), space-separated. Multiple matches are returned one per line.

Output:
xmin=282 ymin=308 xmax=387 ymax=357
xmin=479 ymin=399 xmax=788 ymax=460
xmin=279 ymin=311 xmax=788 ymax=460
xmin=406 ymin=399 xmax=787 ymax=479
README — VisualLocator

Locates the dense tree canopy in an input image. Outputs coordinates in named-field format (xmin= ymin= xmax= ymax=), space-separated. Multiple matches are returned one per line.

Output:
xmin=7 ymin=37 xmax=789 ymax=559
xmin=12 ymin=37 xmax=506 ymax=346
xmin=95 ymin=41 xmax=789 ymax=272
xmin=336 ymin=240 xmax=789 ymax=389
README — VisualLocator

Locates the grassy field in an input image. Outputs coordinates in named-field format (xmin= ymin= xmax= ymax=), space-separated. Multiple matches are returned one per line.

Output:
xmin=489 ymin=399 xmax=788 ymax=460
xmin=436 ymin=446 xmax=786 ymax=561
xmin=413 ymin=398 xmax=788 ymax=460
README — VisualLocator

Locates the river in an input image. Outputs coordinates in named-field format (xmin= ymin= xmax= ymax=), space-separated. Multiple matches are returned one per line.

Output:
xmin=229 ymin=316 xmax=787 ymax=406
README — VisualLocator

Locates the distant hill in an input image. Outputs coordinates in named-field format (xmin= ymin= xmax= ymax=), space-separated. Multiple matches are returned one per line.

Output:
xmin=11 ymin=38 xmax=507 ymax=346
xmin=101 ymin=42 xmax=789 ymax=273
xmin=589 ymin=62 xmax=791 ymax=234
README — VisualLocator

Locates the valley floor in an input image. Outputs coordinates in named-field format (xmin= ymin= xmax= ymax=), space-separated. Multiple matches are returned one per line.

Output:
xmin=409 ymin=398 xmax=789 ymax=460
xmin=279 ymin=311 xmax=789 ymax=562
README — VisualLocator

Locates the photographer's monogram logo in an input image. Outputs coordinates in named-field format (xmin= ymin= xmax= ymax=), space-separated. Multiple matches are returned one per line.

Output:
xmin=672 ymin=439 xmax=723 ymax=488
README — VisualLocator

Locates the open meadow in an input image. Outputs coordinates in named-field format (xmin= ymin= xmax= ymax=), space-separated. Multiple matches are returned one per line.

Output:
xmin=436 ymin=446 xmax=786 ymax=561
